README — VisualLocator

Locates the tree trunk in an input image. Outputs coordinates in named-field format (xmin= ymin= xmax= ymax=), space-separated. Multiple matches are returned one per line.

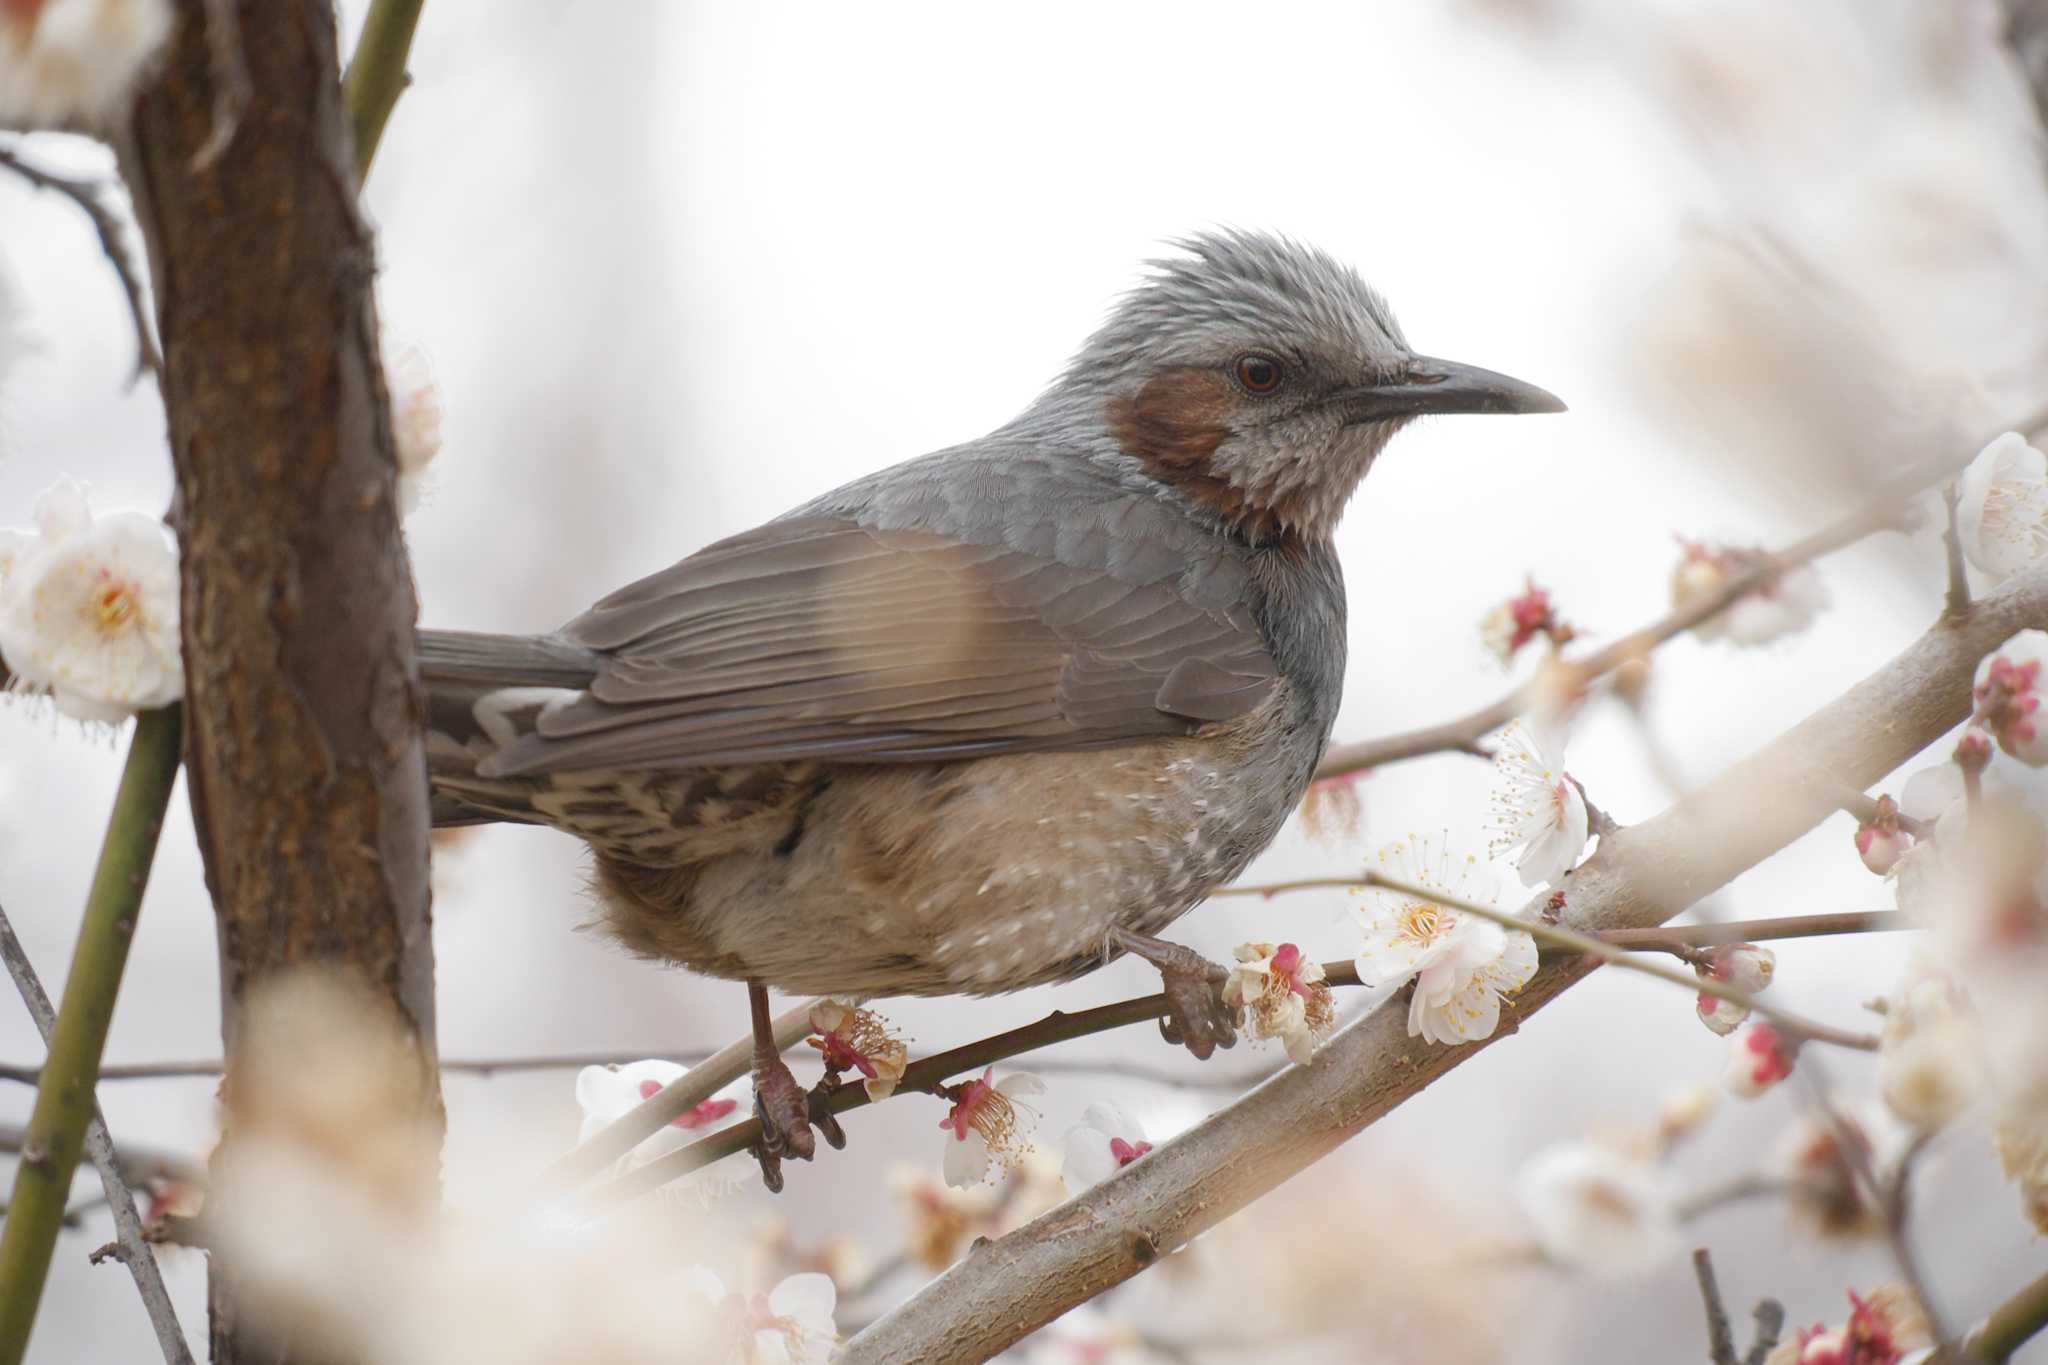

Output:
xmin=113 ymin=3 xmax=441 ymax=1359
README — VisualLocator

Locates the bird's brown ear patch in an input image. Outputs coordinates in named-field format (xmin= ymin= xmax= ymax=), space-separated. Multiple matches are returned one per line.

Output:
xmin=1108 ymin=369 xmax=1279 ymax=541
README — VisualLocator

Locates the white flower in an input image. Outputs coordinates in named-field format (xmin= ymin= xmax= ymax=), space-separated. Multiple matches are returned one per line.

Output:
xmin=1487 ymin=717 xmax=1590 ymax=887
xmin=1516 ymin=1141 xmax=1680 ymax=1279
xmin=1973 ymin=630 xmax=2048 ymax=765
xmin=1222 ymin=940 xmax=1334 ymax=1064
xmin=1023 ymin=1307 xmax=1161 ymax=1365
xmin=805 ymin=999 xmax=907 ymax=1101
xmin=679 ymin=1267 xmax=837 ymax=1365
xmin=938 ymin=1066 xmax=1043 ymax=1187
xmin=1878 ymin=971 xmax=1983 ymax=1130
xmin=573 ymin=1059 xmax=746 ymax=1173
xmin=1957 ymin=432 xmax=2048 ymax=579
xmin=0 ymin=0 xmax=172 ymax=129
xmin=1477 ymin=579 xmax=1567 ymax=668
xmin=385 ymin=343 xmax=444 ymax=516
xmin=1672 ymin=540 xmax=1829 ymax=646
xmin=0 ymin=483 xmax=179 ymax=721
xmin=1355 ymin=837 xmax=1538 ymax=1045
xmin=1060 ymin=1102 xmax=1153 ymax=1194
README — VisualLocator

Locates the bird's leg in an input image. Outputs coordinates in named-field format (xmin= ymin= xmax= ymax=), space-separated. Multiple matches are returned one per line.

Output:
xmin=747 ymin=979 xmax=815 ymax=1193
xmin=1109 ymin=926 xmax=1239 ymax=1060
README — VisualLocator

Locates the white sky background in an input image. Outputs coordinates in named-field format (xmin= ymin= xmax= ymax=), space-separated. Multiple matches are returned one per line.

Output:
xmin=2 ymin=1 xmax=2046 ymax=1360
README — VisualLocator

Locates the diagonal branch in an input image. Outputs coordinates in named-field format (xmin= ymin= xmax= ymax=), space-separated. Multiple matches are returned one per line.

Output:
xmin=837 ymin=552 xmax=2048 ymax=1364
xmin=0 ymin=902 xmax=192 ymax=1365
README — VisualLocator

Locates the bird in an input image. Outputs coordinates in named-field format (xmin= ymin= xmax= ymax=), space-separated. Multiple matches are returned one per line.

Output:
xmin=420 ymin=231 xmax=1563 ymax=1188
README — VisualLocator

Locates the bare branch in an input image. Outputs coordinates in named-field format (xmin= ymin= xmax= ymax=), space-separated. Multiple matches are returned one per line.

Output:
xmin=836 ymin=553 xmax=2048 ymax=1364
xmin=1942 ymin=481 xmax=1973 ymax=620
xmin=1745 ymin=1300 xmax=1787 ymax=1365
xmin=1963 ymin=1266 xmax=2048 ymax=1362
xmin=0 ymin=141 xmax=162 ymax=385
xmin=1695 ymin=1249 xmax=1740 ymax=1365
xmin=342 ymin=0 xmax=428 ymax=184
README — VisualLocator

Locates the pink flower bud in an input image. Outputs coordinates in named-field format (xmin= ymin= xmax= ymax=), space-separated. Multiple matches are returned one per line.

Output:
xmin=1725 ymin=1021 xmax=1795 ymax=1098
xmin=1711 ymin=943 xmax=1775 ymax=994
xmin=1854 ymin=794 xmax=1910 ymax=875
xmin=1697 ymin=991 xmax=1749 ymax=1037
xmin=1955 ymin=724 xmax=1998 ymax=772
xmin=1479 ymin=578 xmax=1571 ymax=667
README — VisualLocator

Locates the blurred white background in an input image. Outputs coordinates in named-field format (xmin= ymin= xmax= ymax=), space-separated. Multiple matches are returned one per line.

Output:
xmin=3 ymin=1 xmax=2045 ymax=1359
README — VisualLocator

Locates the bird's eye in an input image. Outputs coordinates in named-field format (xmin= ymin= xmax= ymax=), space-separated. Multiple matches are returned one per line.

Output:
xmin=1233 ymin=353 xmax=1283 ymax=395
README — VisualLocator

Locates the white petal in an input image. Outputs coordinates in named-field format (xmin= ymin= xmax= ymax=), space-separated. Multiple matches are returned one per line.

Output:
xmin=769 ymin=1271 xmax=837 ymax=1330
xmin=677 ymin=1264 xmax=727 ymax=1303
xmin=996 ymin=1072 xmax=1045 ymax=1099
xmin=942 ymin=1132 xmax=991 ymax=1188
xmin=1077 ymin=1102 xmax=1141 ymax=1142
xmin=1061 ymin=1128 xmax=1122 ymax=1193
xmin=1899 ymin=763 xmax=1965 ymax=823
xmin=1517 ymin=1143 xmax=1679 ymax=1278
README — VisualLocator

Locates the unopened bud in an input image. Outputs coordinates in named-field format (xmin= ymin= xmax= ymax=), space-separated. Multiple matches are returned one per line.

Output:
xmin=1725 ymin=1021 xmax=1795 ymax=1098
xmin=1955 ymin=726 xmax=1995 ymax=774
xmin=1855 ymin=795 xmax=1910 ymax=875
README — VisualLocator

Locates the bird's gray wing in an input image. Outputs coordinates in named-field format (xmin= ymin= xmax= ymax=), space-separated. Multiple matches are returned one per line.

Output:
xmin=479 ymin=513 xmax=1277 ymax=776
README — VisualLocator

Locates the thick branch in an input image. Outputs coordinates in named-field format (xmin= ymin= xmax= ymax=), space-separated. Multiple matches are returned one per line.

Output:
xmin=115 ymin=3 xmax=439 ymax=1358
xmin=839 ymin=556 xmax=2048 ymax=1364
xmin=0 ymin=709 xmax=182 ymax=1365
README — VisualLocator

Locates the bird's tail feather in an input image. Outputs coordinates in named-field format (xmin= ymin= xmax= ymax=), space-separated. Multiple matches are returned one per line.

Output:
xmin=420 ymin=630 xmax=600 ymax=828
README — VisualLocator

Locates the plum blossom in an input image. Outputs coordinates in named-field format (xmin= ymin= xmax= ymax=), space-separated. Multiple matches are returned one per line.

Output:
xmin=938 ymin=1066 xmax=1042 ymax=1187
xmin=1774 ymin=1104 xmax=1898 ymax=1241
xmin=1877 ymin=970 xmax=1983 ymax=1130
xmin=0 ymin=0 xmax=171 ymax=128
xmin=888 ymin=1164 xmax=1001 ymax=1269
xmin=805 ymin=999 xmax=907 ymax=1101
xmin=1956 ymin=431 xmax=2048 ymax=579
xmin=385 ymin=342 xmax=444 ymax=516
xmin=1670 ymin=539 xmax=1829 ymax=646
xmin=0 ymin=480 xmax=180 ymax=721
xmin=1854 ymin=795 xmax=1911 ymax=875
xmin=574 ymin=1059 xmax=747 ymax=1175
xmin=1725 ymin=1021 xmax=1795 ymax=1097
xmin=1763 ymin=1286 xmax=1928 ymax=1365
xmin=1515 ymin=1140 xmax=1680 ymax=1279
xmin=679 ymin=1267 xmax=837 ymax=1365
xmin=1022 ymin=1308 xmax=1165 ymax=1365
xmin=1994 ymin=1116 xmax=2048 ymax=1236
xmin=1695 ymin=943 xmax=1775 ymax=1037
xmin=1355 ymin=838 xmax=1538 ymax=1045
xmin=1297 ymin=770 xmax=1364 ymax=844
xmin=1973 ymin=630 xmax=2048 ymax=765
xmin=1487 ymin=718 xmax=1590 ymax=887
xmin=1222 ymin=940 xmax=1334 ymax=1064
xmin=1478 ymin=578 xmax=1571 ymax=667
xmin=1060 ymin=1102 xmax=1154 ymax=1193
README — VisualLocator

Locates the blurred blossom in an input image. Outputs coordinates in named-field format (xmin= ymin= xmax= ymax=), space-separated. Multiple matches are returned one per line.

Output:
xmin=1670 ymin=540 xmax=1829 ymax=647
xmin=0 ymin=478 xmax=180 ymax=720
xmin=1855 ymin=795 xmax=1912 ymax=875
xmin=1487 ymin=717 xmax=1590 ymax=888
xmin=1893 ymin=794 xmax=2048 ymax=964
xmin=1222 ymin=940 xmax=1333 ymax=1064
xmin=1355 ymin=837 xmax=1538 ymax=1045
xmin=1060 ymin=1102 xmax=1152 ymax=1194
xmin=1477 ymin=578 xmax=1571 ymax=668
xmin=1773 ymin=1103 xmax=1899 ymax=1241
xmin=1724 ymin=1020 xmax=1794 ymax=1097
xmin=1655 ymin=1083 xmax=1721 ymax=1150
xmin=1515 ymin=1140 xmax=1680 ymax=1279
xmin=1023 ymin=1308 xmax=1169 ymax=1365
xmin=1973 ymin=629 xmax=2048 ymax=764
xmin=805 ymin=999 xmax=907 ymax=1101
xmin=1763 ymin=1286 xmax=1929 ymax=1365
xmin=574 ymin=1059 xmax=748 ymax=1182
xmin=1993 ymin=1111 xmax=2048 ymax=1235
xmin=0 ymin=0 xmax=170 ymax=128
xmin=1296 ymin=770 xmax=1364 ymax=845
xmin=678 ymin=1267 xmax=837 ymax=1365
xmin=1956 ymin=431 xmax=2048 ymax=578
xmin=938 ymin=1066 xmax=1043 ymax=1188
xmin=888 ymin=1164 xmax=1000 ymax=1270
xmin=1896 ymin=759 xmax=1966 ymax=824
xmin=744 ymin=1218 xmax=870 ymax=1302
xmin=1877 ymin=967 xmax=1983 ymax=1129
xmin=386 ymin=341 xmax=445 ymax=517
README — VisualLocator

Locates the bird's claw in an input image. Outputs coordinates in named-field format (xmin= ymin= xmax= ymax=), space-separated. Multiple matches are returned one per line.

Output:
xmin=1112 ymin=927 xmax=1239 ymax=1060
xmin=751 ymin=1054 xmax=816 ymax=1192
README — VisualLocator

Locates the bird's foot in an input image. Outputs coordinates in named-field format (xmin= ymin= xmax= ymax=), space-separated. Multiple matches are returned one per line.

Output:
xmin=746 ymin=980 xmax=816 ymax=1193
xmin=1110 ymin=926 xmax=1239 ymax=1060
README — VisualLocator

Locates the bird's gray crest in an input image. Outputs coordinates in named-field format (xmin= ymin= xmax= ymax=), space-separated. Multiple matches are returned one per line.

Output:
xmin=1060 ymin=229 xmax=1410 ymax=386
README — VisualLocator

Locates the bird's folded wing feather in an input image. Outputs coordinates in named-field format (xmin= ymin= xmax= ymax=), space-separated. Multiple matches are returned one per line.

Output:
xmin=480 ymin=515 xmax=1277 ymax=776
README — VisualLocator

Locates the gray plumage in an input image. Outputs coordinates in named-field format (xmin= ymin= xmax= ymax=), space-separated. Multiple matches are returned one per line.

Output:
xmin=421 ymin=230 xmax=1560 ymax=1002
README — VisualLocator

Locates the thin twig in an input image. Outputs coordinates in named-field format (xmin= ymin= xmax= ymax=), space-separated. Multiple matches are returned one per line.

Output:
xmin=1599 ymin=911 xmax=1907 ymax=954
xmin=1942 ymin=482 xmax=1973 ymax=620
xmin=1676 ymin=1174 xmax=1790 ymax=1223
xmin=0 ymin=708 xmax=183 ymax=1365
xmin=1695 ymin=1248 xmax=1740 ymax=1365
xmin=1745 ymin=1300 xmax=1786 ymax=1365
xmin=0 ymin=143 xmax=162 ymax=385
xmin=0 ymin=905 xmax=195 ymax=1365
xmin=1313 ymin=417 xmax=2048 ymax=782
xmin=341 ymin=0 xmax=428 ymax=184
xmin=1963 ymin=1267 xmax=2048 ymax=1362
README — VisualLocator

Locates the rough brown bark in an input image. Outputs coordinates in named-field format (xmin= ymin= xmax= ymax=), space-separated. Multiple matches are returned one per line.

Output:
xmin=112 ymin=3 xmax=440 ymax=1360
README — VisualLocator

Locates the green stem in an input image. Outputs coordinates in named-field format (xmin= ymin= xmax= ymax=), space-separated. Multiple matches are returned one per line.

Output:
xmin=341 ymin=0 xmax=428 ymax=184
xmin=0 ymin=706 xmax=182 ymax=1365
xmin=1967 ymin=1268 xmax=2048 ymax=1362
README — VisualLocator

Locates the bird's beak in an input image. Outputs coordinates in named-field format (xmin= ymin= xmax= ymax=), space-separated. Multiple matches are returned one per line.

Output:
xmin=1336 ymin=354 xmax=1566 ymax=422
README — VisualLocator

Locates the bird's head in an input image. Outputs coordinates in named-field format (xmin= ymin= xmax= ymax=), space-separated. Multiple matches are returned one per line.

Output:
xmin=1054 ymin=230 xmax=1563 ymax=545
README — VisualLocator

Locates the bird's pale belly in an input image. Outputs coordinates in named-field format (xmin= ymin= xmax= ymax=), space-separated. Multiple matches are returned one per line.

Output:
xmin=570 ymin=691 xmax=1302 ymax=997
